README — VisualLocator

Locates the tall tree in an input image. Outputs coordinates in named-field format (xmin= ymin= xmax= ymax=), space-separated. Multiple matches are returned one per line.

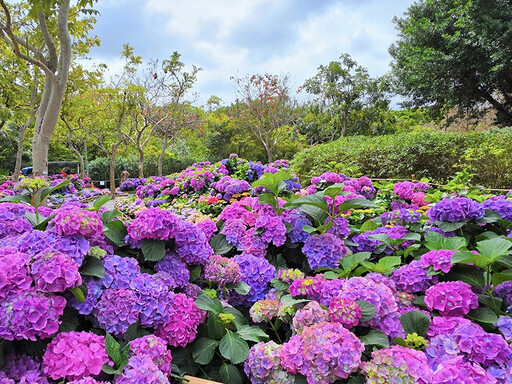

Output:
xmin=0 ymin=0 xmax=98 ymax=176
xmin=302 ymin=53 xmax=390 ymax=139
xmin=233 ymin=73 xmax=297 ymax=163
xmin=390 ymin=0 xmax=512 ymax=125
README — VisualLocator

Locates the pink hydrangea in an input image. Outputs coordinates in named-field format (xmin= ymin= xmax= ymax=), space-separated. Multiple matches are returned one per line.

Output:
xmin=328 ymin=297 xmax=362 ymax=328
xmin=291 ymin=301 xmax=329 ymax=334
xmin=30 ymin=251 xmax=81 ymax=293
xmin=432 ymin=357 xmax=497 ymax=384
xmin=245 ymin=341 xmax=294 ymax=384
xmin=42 ymin=331 xmax=109 ymax=380
xmin=425 ymin=281 xmax=478 ymax=317
xmin=203 ymin=254 xmax=241 ymax=284
xmin=129 ymin=335 xmax=172 ymax=375
xmin=420 ymin=249 xmax=456 ymax=273
xmin=250 ymin=299 xmax=282 ymax=323
xmin=0 ymin=251 xmax=32 ymax=299
xmin=114 ymin=356 xmax=169 ymax=384
xmin=126 ymin=208 xmax=179 ymax=242
xmin=50 ymin=209 xmax=102 ymax=238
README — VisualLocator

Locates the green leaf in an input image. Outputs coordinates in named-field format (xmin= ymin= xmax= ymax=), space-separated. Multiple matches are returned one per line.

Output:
xmin=69 ymin=285 xmax=86 ymax=303
xmin=341 ymin=252 xmax=371 ymax=271
xmin=400 ymin=310 xmax=430 ymax=337
xmin=93 ymin=195 xmax=112 ymax=211
xmin=210 ymin=234 xmax=233 ymax=255
xmin=195 ymin=291 xmax=224 ymax=314
xmin=191 ymin=338 xmax=219 ymax=365
xmin=347 ymin=376 xmax=366 ymax=384
xmin=435 ymin=221 xmax=466 ymax=232
xmin=224 ymin=307 xmax=249 ymax=329
xmin=237 ymin=325 xmax=269 ymax=342
xmin=233 ymin=282 xmax=251 ymax=295
xmin=492 ymin=272 xmax=512 ymax=286
xmin=479 ymin=209 xmax=503 ymax=223
xmin=0 ymin=194 xmax=31 ymax=204
xmin=451 ymin=250 xmax=490 ymax=269
xmin=101 ymin=209 xmax=121 ymax=223
xmin=359 ymin=330 xmax=389 ymax=348
xmin=79 ymin=256 xmax=106 ymax=278
xmin=283 ymin=194 xmax=329 ymax=212
xmin=104 ymin=332 xmax=121 ymax=366
xmin=219 ymin=330 xmax=249 ymax=364
xmin=123 ymin=321 xmax=150 ymax=342
xmin=360 ymin=220 xmax=379 ymax=233
xmin=336 ymin=198 xmax=378 ymax=213
xmin=271 ymin=278 xmax=289 ymax=291
xmin=258 ymin=193 xmax=277 ymax=208
xmin=281 ymin=294 xmax=310 ymax=307
xmin=104 ymin=220 xmax=128 ymax=247
xmin=445 ymin=264 xmax=485 ymax=287
xmin=476 ymin=238 xmax=512 ymax=261
xmin=467 ymin=307 xmax=498 ymax=324
xmin=218 ymin=363 xmax=243 ymax=384
xmin=40 ymin=179 xmax=70 ymax=201
xmin=321 ymin=184 xmax=345 ymax=200
xmin=299 ymin=205 xmax=329 ymax=226
xmin=207 ymin=314 xmax=226 ymax=340
xmin=141 ymin=239 xmax=166 ymax=261
xmin=357 ymin=300 xmax=376 ymax=322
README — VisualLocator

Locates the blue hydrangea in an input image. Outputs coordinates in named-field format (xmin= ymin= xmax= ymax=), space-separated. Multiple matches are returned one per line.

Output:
xmin=154 ymin=252 xmax=190 ymax=289
xmin=302 ymin=233 xmax=348 ymax=270
xmin=101 ymin=255 xmax=141 ymax=290
xmin=234 ymin=253 xmax=276 ymax=303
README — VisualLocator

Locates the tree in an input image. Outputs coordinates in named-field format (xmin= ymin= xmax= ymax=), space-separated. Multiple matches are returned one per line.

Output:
xmin=0 ymin=0 xmax=98 ymax=176
xmin=233 ymin=73 xmax=297 ymax=163
xmin=301 ymin=53 xmax=391 ymax=139
xmin=389 ymin=0 xmax=512 ymax=125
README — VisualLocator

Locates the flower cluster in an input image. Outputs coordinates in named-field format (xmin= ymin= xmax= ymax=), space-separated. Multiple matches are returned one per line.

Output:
xmin=328 ymin=297 xmax=362 ymax=328
xmin=425 ymin=281 xmax=478 ymax=317
xmin=129 ymin=335 xmax=172 ymax=376
xmin=174 ymin=220 xmax=213 ymax=265
xmin=482 ymin=197 xmax=512 ymax=221
xmin=392 ymin=260 xmax=438 ymax=293
xmin=155 ymin=252 xmax=190 ymax=288
xmin=428 ymin=197 xmax=485 ymax=223
xmin=114 ymin=356 xmax=170 ymax=384
xmin=234 ymin=253 xmax=276 ymax=303
xmin=50 ymin=209 xmax=103 ymax=238
xmin=30 ymin=251 xmax=82 ymax=293
xmin=420 ymin=249 xmax=456 ymax=273
xmin=291 ymin=301 xmax=329 ymax=334
xmin=126 ymin=208 xmax=179 ymax=242
xmin=302 ymin=233 xmax=348 ymax=269
xmin=245 ymin=341 xmax=294 ymax=384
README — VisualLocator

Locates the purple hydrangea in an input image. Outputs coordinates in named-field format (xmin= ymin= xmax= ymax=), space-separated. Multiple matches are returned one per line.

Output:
xmin=129 ymin=335 xmax=172 ymax=376
xmin=245 ymin=341 xmax=294 ymax=384
xmin=233 ymin=253 xmax=276 ymax=303
xmin=326 ymin=216 xmax=350 ymax=238
xmin=221 ymin=218 xmax=247 ymax=247
xmin=282 ymin=209 xmax=312 ymax=244
xmin=126 ymin=208 xmax=179 ymax=242
xmin=428 ymin=197 xmax=484 ymax=223
xmin=50 ymin=209 xmax=103 ymax=238
xmin=0 ymin=290 xmax=66 ymax=341
xmin=71 ymin=278 xmax=103 ymax=315
xmin=101 ymin=254 xmax=141 ymax=290
xmin=154 ymin=252 xmax=190 ymax=288
xmin=392 ymin=260 xmax=438 ymax=293
xmin=427 ymin=316 xmax=473 ymax=338
xmin=432 ymin=357 xmax=497 ymax=384
xmin=95 ymin=288 xmax=140 ymax=335
xmin=203 ymin=254 xmax=241 ymax=285
xmin=42 ymin=331 xmax=109 ymax=380
xmin=361 ymin=345 xmax=433 ymax=384
xmin=496 ymin=316 xmax=512 ymax=341
xmin=482 ymin=197 xmax=512 ymax=221
xmin=254 ymin=215 xmax=287 ymax=247
xmin=291 ymin=301 xmax=329 ymax=334
xmin=0 ymin=251 xmax=32 ymax=300
xmin=114 ymin=355 xmax=169 ymax=384
xmin=425 ymin=333 xmax=462 ymax=370
xmin=155 ymin=293 xmax=205 ymax=347
xmin=425 ymin=281 xmax=478 ymax=317
xmin=174 ymin=220 xmax=213 ymax=265
xmin=30 ymin=251 xmax=81 ymax=293
xmin=303 ymin=233 xmax=348 ymax=270
xmin=68 ymin=378 xmax=109 ymax=384
xmin=195 ymin=218 xmax=217 ymax=241
xmin=2 ymin=354 xmax=41 ymax=381
xmin=381 ymin=209 xmax=421 ymax=225
xmin=328 ymin=297 xmax=362 ymax=328
xmin=494 ymin=281 xmax=512 ymax=307
xmin=420 ymin=249 xmax=456 ymax=273
xmin=281 ymin=322 xmax=364 ymax=383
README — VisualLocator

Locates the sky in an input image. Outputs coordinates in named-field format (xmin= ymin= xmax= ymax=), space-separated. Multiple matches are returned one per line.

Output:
xmin=85 ymin=0 xmax=413 ymax=107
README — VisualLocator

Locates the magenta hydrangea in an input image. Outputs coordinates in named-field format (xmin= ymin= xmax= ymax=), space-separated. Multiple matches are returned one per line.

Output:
xmin=328 ymin=297 xmax=362 ymax=328
xmin=203 ymin=254 xmax=241 ymax=284
xmin=245 ymin=341 xmax=294 ymax=384
xmin=155 ymin=293 xmax=205 ymax=347
xmin=427 ymin=316 xmax=473 ymax=338
xmin=425 ymin=281 xmax=478 ymax=317
xmin=95 ymin=288 xmax=140 ymax=335
xmin=30 ymin=251 xmax=81 ymax=293
xmin=420 ymin=249 xmax=456 ymax=273
xmin=129 ymin=335 xmax=172 ymax=376
xmin=0 ymin=251 xmax=32 ymax=300
xmin=291 ymin=301 xmax=329 ymax=334
xmin=428 ymin=197 xmax=484 ymax=223
xmin=303 ymin=233 xmax=348 ymax=270
xmin=114 ymin=356 xmax=169 ymax=384
xmin=254 ymin=215 xmax=287 ymax=247
xmin=174 ymin=220 xmax=213 ymax=265
xmin=432 ymin=357 xmax=497 ymax=384
xmin=67 ymin=378 xmax=109 ymax=384
xmin=0 ymin=290 xmax=65 ymax=341
xmin=281 ymin=322 xmax=364 ymax=384
xmin=42 ymin=331 xmax=109 ymax=380
xmin=50 ymin=209 xmax=103 ymax=238
xmin=361 ymin=345 xmax=433 ymax=384
xmin=392 ymin=260 xmax=438 ymax=293
xmin=126 ymin=208 xmax=179 ymax=242
xmin=234 ymin=253 xmax=276 ymax=303
xmin=221 ymin=218 xmax=247 ymax=248
xmin=154 ymin=252 xmax=190 ymax=288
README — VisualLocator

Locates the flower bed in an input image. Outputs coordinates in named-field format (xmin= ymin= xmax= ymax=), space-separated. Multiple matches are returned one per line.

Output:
xmin=0 ymin=157 xmax=512 ymax=383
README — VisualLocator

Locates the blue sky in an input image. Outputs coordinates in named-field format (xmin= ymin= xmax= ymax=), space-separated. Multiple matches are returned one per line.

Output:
xmin=86 ymin=0 xmax=413 ymax=106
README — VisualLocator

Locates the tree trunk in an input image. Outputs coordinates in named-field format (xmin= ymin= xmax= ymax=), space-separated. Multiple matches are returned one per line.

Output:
xmin=138 ymin=148 xmax=144 ymax=178
xmin=69 ymin=144 xmax=85 ymax=179
xmin=110 ymin=142 xmax=121 ymax=197
xmin=158 ymin=136 xmax=168 ymax=177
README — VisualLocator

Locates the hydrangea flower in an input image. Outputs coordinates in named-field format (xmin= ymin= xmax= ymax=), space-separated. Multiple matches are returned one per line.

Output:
xmin=0 ymin=371 xmax=15 ymax=384
xmin=302 ymin=233 xmax=348 ymax=270
xmin=50 ymin=209 xmax=102 ymax=238
xmin=328 ymin=297 xmax=361 ymax=328
xmin=282 ymin=209 xmax=312 ymax=244
xmin=221 ymin=218 xmax=247 ymax=248
xmin=245 ymin=341 xmax=295 ymax=384
xmin=155 ymin=293 xmax=205 ymax=347
xmin=126 ymin=208 xmax=179 ymax=242
xmin=154 ymin=252 xmax=190 ymax=288
xmin=71 ymin=278 xmax=103 ymax=315
xmin=420 ymin=249 xmax=455 ymax=273
xmin=291 ymin=301 xmax=329 ymax=334
xmin=174 ymin=220 xmax=213 ymax=265
xmin=361 ymin=345 xmax=433 ymax=384
xmin=326 ymin=216 xmax=350 ymax=238
xmin=203 ymin=254 xmax=241 ymax=285
xmin=114 ymin=356 xmax=169 ymax=384
xmin=0 ymin=251 xmax=32 ymax=299
xmin=68 ymin=378 xmax=109 ymax=384
xmin=234 ymin=253 xmax=276 ymax=303
xmin=0 ymin=290 xmax=66 ymax=340
xmin=95 ymin=288 xmax=140 ymax=335
xmin=496 ymin=316 xmax=512 ymax=341
xmin=2 ymin=354 xmax=41 ymax=381
xmin=42 ymin=331 xmax=109 ymax=380
xmin=432 ymin=356 xmax=497 ymax=384
xmin=278 ymin=269 xmax=305 ymax=284
xmin=30 ymin=251 xmax=81 ymax=293
xmin=482 ymin=197 xmax=512 ymax=221
xmin=425 ymin=281 xmax=478 ymax=317
xmin=129 ymin=335 xmax=172 ymax=375
xmin=428 ymin=197 xmax=484 ymax=223
xmin=494 ymin=281 xmax=512 ymax=307
xmin=101 ymin=254 xmax=141 ymax=290
xmin=281 ymin=322 xmax=364 ymax=384
xmin=250 ymin=299 xmax=281 ymax=323
xmin=392 ymin=260 xmax=438 ymax=293
xmin=254 ymin=215 xmax=287 ymax=247
xmin=427 ymin=316 xmax=473 ymax=338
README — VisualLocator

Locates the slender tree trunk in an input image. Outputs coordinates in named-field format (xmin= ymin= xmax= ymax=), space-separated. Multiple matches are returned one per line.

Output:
xmin=110 ymin=142 xmax=121 ymax=197
xmin=68 ymin=143 xmax=85 ymax=179
xmin=158 ymin=136 xmax=168 ymax=176
xmin=138 ymin=148 xmax=144 ymax=178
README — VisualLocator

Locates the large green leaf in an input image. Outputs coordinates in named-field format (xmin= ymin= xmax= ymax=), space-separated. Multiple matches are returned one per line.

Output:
xmin=79 ymin=256 xmax=106 ymax=278
xmin=467 ymin=307 xmax=498 ymax=324
xmin=476 ymin=238 xmax=512 ymax=261
xmin=336 ymin=198 xmax=378 ymax=213
xmin=341 ymin=252 xmax=371 ymax=271
xmin=210 ymin=234 xmax=233 ymax=255
xmin=283 ymin=194 xmax=329 ymax=212
xmin=191 ymin=338 xmax=219 ymax=365
xmin=435 ymin=221 xmax=466 ymax=232
xmin=93 ymin=195 xmax=112 ymax=211
xmin=218 ymin=363 xmax=243 ymax=384
xmin=357 ymin=300 xmax=376 ymax=322
xmin=40 ymin=179 xmax=71 ymax=201
xmin=103 ymin=220 xmax=128 ymax=247
xmin=237 ymin=325 xmax=269 ymax=342
xmin=359 ymin=330 xmax=390 ymax=348
xmin=451 ymin=251 xmax=490 ymax=269
xmin=0 ymin=194 xmax=31 ymax=204
xmin=446 ymin=264 xmax=485 ymax=287
xmin=195 ymin=291 xmax=224 ymax=314
xmin=219 ymin=330 xmax=249 ymax=364
xmin=141 ymin=239 xmax=166 ymax=261
xmin=207 ymin=314 xmax=226 ymax=340
xmin=400 ymin=310 xmax=430 ymax=337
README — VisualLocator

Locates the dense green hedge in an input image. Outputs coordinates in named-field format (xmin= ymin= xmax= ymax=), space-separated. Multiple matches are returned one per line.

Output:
xmin=291 ymin=128 xmax=512 ymax=188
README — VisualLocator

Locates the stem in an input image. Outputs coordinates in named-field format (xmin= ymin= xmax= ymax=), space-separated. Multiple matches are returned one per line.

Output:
xmin=269 ymin=319 xmax=282 ymax=343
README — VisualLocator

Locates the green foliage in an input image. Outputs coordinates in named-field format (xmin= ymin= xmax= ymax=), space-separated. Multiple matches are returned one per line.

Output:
xmin=291 ymin=129 xmax=512 ymax=188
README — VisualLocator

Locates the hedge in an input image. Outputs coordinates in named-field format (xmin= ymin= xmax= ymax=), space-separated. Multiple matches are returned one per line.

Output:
xmin=291 ymin=128 xmax=512 ymax=188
